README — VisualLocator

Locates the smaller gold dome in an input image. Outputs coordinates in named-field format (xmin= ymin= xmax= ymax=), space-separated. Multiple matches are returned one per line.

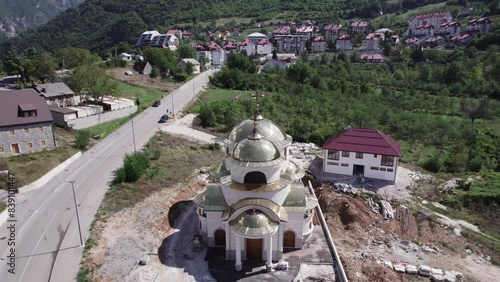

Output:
xmin=232 ymin=137 xmax=280 ymax=162
xmin=241 ymin=210 xmax=269 ymax=228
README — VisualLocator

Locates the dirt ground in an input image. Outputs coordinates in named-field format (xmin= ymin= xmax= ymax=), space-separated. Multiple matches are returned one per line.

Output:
xmin=107 ymin=68 xmax=181 ymax=92
xmin=317 ymin=190 xmax=500 ymax=282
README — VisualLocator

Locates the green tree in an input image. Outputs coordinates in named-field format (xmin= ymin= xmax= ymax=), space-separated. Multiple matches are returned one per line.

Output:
xmin=272 ymin=49 xmax=278 ymax=60
xmin=460 ymin=96 xmax=490 ymax=123
xmin=56 ymin=47 xmax=100 ymax=69
xmin=177 ymin=42 xmax=196 ymax=59
xmin=185 ymin=62 xmax=194 ymax=75
xmin=383 ymin=42 xmax=392 ymax=57
xmin=31 ymin=52 xmax=57 ymax=83
xmin=69 ymin=65 xmax=118 ymax=102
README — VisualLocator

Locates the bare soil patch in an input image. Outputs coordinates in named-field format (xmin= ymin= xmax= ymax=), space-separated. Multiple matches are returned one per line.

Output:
xmin=317 ymin=190 xmax=500 ymax=282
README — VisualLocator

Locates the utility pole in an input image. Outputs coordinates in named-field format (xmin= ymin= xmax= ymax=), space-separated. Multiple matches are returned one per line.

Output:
xmin=131 ymin=119 xmax=137 ymax=152
xmin=171 ymin=92 xmax=175 ymax=114
xmin=64 ymin=181 xmax=83 ymax=247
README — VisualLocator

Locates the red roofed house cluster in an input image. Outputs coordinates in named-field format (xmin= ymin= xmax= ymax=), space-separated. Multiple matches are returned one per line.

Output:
xmin=322 ymin=128 xmax=402 ymax=182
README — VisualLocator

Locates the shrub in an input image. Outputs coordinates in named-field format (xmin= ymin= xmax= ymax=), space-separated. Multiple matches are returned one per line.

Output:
xmin=114 ymin=151 xmax=150 ymax=183
xmin=421 ymin=157 xmax=441 ymax=173
xmin=75 ymin=130 xmax=91 ymax=150
xmin=150 ymin=67 xmax=160 ymax=78
xmin=207 ymin=143 xmax=221 ymax=151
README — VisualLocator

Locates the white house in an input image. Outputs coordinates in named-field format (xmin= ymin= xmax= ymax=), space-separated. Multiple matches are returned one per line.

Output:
xmin=179 ymin=58 xmax=201 ymax=74
xmin=194 ymin=111 xmax=316 ymax=271
xmin=246 ymin=32 xmax=268 ymax=45
xmin=322 ymin=128 xmax=402 ymax=182
xmin=335 ymin=35 xmax=352 ymax=51
xmin=256 ymin=38 xmax=272 ymax=55
xmin=151 ymin=34 xmax=179 ymax=50
xmin=135 ymin=30 xmax=161 ymax=47
xmin=239 ymin=39 xmax=255 ymax=55
xmin=467 ymin=18 xmax=493 ymax=33
xmin=118 ymin=53 xmax=132 ymax=61
xmin=362 ymin=33 xmax=384 ymax=51
xmin=311 ymin=36 xmax=326 ymax=52
xmin=407 ymin=12 xmax=452 ymax=36
xmin=265 ymin=59 xmax=292 ymax=70
xmin=324 ymin=24 xmax=342 ymax=40
xmin=195 ymin=41 xmax=225 ymax=66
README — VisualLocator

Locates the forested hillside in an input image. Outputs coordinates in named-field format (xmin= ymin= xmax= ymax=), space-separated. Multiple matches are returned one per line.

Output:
xmin=0 ymin=0 xmax=85 ymax=43
xmin=0 ymin=0 xmax=464 ymax=56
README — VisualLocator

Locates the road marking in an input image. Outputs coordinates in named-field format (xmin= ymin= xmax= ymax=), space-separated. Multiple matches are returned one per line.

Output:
xmin=19 ymin=211 xmax=58 ymax=282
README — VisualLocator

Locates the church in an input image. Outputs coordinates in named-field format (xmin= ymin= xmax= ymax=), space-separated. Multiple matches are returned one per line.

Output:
xmin=193 ymin=109 xmax=318 ymax=271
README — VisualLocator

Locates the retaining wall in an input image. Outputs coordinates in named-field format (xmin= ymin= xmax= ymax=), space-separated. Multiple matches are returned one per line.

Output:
xmin=67 ymin=106 xmax=137 ymax=130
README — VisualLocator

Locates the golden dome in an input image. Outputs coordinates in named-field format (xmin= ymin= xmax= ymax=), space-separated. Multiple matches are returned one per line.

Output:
xmin=227 ymin=119 xmax=287 ymax=143
xmin=232 ymin=137 xmax=280 ymax=162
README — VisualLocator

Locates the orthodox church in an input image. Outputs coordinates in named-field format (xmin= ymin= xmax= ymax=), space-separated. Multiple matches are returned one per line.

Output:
xmin=194 ymin=108 xmax=318 ymax=271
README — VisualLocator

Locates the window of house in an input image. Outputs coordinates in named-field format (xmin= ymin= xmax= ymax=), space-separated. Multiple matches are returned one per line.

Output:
xmin=27 ymin=143 xmax=33 ymax=148
xmin=380 ymin=167 xmax=386 ymax=171
xmin=9 ymin=130 xmax=15 ymax=135
xmin=387 ymin=168 xmax=394 ymax=172
xmin=327 ymin=150 xmax=340 ymax=160
xmin=0 ymin=147 xmax=4 ymax=153
xmin=341 ymin=163 xmax=349 ymax=167
xmin=24 ymin=128 xmax=29 ymax=133
xmin=11 ymin=144 xmax=20 ymax=154
xmin=370 ymin=166 xmax=379 ymax=170
xmin=327 ymin=161 xmax=339 ymax=166
xmin=356 ymin=152 xmax=363 ymax=159
xmin=40 ymin=140 xmax=46 ymax=146
xmin=38 ymin=126 xmax=43 ymax=131
xmin=374 ymin=154 xmax=377 ymax=158
xmin=342 ymin=151 xmax=349 ymax=157
xmin=381 ymin=155 xmax=394 ymax=166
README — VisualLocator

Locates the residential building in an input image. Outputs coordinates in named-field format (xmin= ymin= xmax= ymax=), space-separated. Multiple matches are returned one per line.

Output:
xmin=233 ymin=27 xmax=241 ymax=37
xmin=239 ymin=39 xmax=255 ymax=56
xmin=118 ymin=53 xmax=132 ymax=61
xmin=407 ymin=12 xmax=452 ymax=36
xmin=0 ymin=90 xmax=56 ymax=157
xmin=246 ymin=32 xmax=268 ymax=45
xmin=256 ymin=39 xmax=272 ymax=55
xmin=264 ymin=53 xmax=298 ymax=65
xmin=272 ymin=26 xmax=291 ymax=39
xmin=179 ymin=58 xmax=201 ymax=74
xmin=335 ymin=35 xmax=352 ymax=51
xmin=151 ymin=34 xmax=179 ymax=50
xmin=32 ymin=82 xmax=80 ymax=107
xmin=311 ymin=36 xmax=326 ymax=53
xmin=424 ymin=35 xmax=445 ymax=48
xmin=350 ymin=21 xmax=368 ymax=33
xmin=135 ymin=30 xmax=161 ymax=47
xmin=324 ymin=24 xmax=342 ymax=40
xmin=414 ymin=24 xmax=435 ymax=36
xmin=296 ymin=26 xmax=314 ymax=39
xmin=362 ymin=32 xmax=384 ymax=51
xmin=222 ymin=41 xmax=238 ymax=52
xmin=274 ymin=34 xmax=308 ymax=55
xmin=196 ymin=41 xmax=225 ymax=66
xmin=322 ymin=128 xmax=402 ymax=182
xmin=438 ymin=21 xmax=461 ymax=36
xmin=195 ymin=111 xmax=316 ymax=271
xmin=265 ymin=58 xmax=293 ymax=70
xmin=467 ymin=18 xmax=492 ymax=33
xmin=359 ymin=53 xmax=387 ymax=63
xmin=182 ymin=32 xmax=193 ymax=40
xmin=447 ymin=33 xmax=472 ymax=48
xmin=166 ymin=29 xmax=183 ymax=38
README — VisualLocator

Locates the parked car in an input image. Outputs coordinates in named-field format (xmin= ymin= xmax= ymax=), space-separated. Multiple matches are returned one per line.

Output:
xmin=158 ymin=114 xmax=169 ymax=123
xmin=153 ymin=100 xmax=161 ymax=107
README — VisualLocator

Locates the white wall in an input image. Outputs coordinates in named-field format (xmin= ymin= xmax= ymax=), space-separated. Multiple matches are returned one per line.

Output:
xmin=67 ymin=106 xmax=137 ymax=130
xmin=257 ymin=44 xmax=272 ymax=55
xmin=323 ymin=149 xmax=398 ymax=181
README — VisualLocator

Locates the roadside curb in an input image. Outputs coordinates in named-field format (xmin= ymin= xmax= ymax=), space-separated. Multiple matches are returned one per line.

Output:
xmin=19 ymin=151 xmax=82 ymax=193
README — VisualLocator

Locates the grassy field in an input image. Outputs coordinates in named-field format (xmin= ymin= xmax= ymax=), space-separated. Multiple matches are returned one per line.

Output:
xmin=188 ymin=88 xmax=254 ymax=112
xmin=115 ymin=81 xmax=164 ymax=107
xmin=0 ymin=127 xmax=78 ymax=187
xmin=95 ymin=133 xmax=223 ymax=216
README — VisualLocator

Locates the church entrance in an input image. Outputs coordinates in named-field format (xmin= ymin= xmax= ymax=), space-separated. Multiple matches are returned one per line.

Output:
xmin=246 ymin=238 xmax=263 ymax=260
xmin=214 ymin=229 xmax=226 ymax=247
xmin=283 ymin=231 xmax=295 ymax=248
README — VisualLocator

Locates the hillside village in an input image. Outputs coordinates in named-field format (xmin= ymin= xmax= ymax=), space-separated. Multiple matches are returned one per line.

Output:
xmin=0 ymin=1 xmax=499 ymax=282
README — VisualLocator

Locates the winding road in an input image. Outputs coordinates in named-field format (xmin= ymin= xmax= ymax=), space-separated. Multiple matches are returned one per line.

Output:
xmin=0 ymin=70 xmax=215 ymax=282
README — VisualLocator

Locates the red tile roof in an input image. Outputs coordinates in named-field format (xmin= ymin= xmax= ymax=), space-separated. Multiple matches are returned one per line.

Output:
xmin=322 ymin=128 xmax=401 ymax=157
xmin=0 ymin=90 xmax=54 ymax=128
xmin=351 ymin=21 xmax=368 ymax=28
xmin=408 ymin=12 xmax=452 ymax=21
xmin=337 ymin=34 xmax=350 ymax=40
xmin=324 ymin=24 xmax=341 ymax=30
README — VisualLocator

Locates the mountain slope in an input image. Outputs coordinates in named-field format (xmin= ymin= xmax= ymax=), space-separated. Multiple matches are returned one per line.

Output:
xmin=0 ymin=0 xmax=85 ymax=42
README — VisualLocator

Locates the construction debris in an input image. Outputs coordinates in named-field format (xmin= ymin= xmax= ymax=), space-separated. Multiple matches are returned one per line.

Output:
xmin=419 ymin=265 xmax=432 ymax=276
xmin=379 ymin=200 xmax=395 ymax=220
xmin=405 ymin=265 xmax=418 ymax=274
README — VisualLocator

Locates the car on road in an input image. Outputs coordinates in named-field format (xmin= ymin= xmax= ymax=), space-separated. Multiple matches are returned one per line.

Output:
xmin=158 ymin=114 xmax=169 ymax=123
xmin=152 ymin=100 xmax=161 ymax=107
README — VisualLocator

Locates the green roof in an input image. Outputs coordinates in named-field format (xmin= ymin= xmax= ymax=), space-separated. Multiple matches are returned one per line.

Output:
xmin=203 ymin=184 xmax=227 ymax=211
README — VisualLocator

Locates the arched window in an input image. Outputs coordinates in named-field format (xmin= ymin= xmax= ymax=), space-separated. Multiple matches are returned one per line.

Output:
xmin=244 ymin=171 xmax=267 ymax=184
xmin=214 ymin=229 xmax=226 ymax=247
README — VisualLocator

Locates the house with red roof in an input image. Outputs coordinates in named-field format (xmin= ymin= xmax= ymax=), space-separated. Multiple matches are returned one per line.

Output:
xmin=166 ymin=29 xmax=183 ymax=38
xmin=362 ymin=32 xmax=384 ymax=51
xmin=335 ymin=34 xmax=353 ymax=51
xmin=324 ymin=24 xmax=342 ymax=40
xmin=359 ymin=53 xmax=387 ymax=63
xmin=311 ymin=36 xmax=326 ymax=52
xmin=239 ymin=39 xmax=255 ymax=55
xmin=322 ymin=128 xmax=402 ymax=182
xmin=350 ymin=21 xmax=368 ymax=33
xmin=467 ymin=18 xmax=492 ymax=33
xmin=407 ymin=12 xmax=452 ymax=36
xmin=256 ymin=38 xmax=272 ymax=55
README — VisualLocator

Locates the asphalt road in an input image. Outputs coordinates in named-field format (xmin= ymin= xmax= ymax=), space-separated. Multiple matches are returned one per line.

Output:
xmin=0 ymin=70 xmax=215 ymax=282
